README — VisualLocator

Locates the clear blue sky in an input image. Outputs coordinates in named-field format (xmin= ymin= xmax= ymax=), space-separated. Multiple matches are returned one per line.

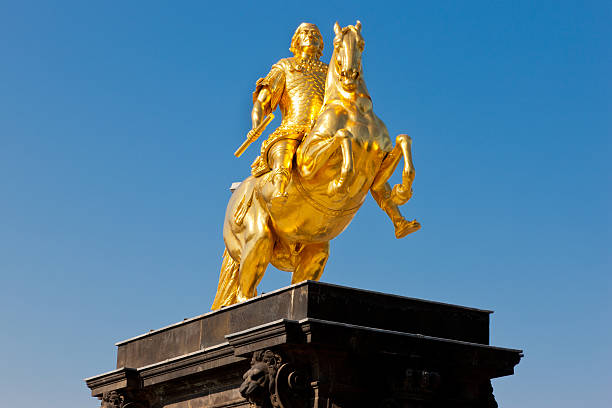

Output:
xmin=1 ymin=1 xmax=610 ymax=407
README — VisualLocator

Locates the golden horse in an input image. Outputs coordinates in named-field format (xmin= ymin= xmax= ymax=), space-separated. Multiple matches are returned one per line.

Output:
xmin=212 ymin=22 xmax=419 ymax=309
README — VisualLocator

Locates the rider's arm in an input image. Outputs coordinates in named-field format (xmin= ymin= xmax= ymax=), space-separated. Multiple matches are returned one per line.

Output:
xmin=251 ymin=62 xmax=286 ymax=129
xmin=252 ymin=88 xmax=271 ymax=129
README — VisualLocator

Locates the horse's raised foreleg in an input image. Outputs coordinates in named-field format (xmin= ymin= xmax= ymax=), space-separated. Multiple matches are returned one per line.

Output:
xmin=292 ymin=242 xmax=329 ymax=284
xmin=371 ymin=135 xmax=404 ymax=192
xmin=390 ymin=134 xmax=415 ymax=206
xmin=372 ymin=134 xmax=416 ymax=205
xmin=370 ymin=134 xmax=420 ymax=238
xmin=327 ymin=129 xmax=354 ymax=197
xmin=297 ymin=132 xmax=344 ymax=180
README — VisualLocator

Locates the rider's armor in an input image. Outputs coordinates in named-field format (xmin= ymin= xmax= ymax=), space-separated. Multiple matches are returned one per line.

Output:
xmin=251 ymin=56 xmax=328 ymax=177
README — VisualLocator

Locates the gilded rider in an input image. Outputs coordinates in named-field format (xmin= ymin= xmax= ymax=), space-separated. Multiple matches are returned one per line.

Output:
xmin=250 ymin=23 xmax=328 ymax=203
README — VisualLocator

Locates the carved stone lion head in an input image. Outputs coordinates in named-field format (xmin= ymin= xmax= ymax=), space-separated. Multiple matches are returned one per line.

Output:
xmin=101 ymin=391 xmax=123 ymax=408
xmin=239 ymin=361 xmax=272 ymax=403
xmin=239 ymin=351 xmax=283 ymax=407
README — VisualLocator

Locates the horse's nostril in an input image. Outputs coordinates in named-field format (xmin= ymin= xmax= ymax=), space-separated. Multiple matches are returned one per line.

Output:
xmin=341 ymin=70 xmax=359 ymax=80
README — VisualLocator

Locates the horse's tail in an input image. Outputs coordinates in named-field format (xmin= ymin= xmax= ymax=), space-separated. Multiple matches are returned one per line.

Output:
xmin=211 ymin=248 xmax=241 ymax=310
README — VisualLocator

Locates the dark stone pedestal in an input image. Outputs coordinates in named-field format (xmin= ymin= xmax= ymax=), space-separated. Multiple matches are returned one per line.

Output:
xmin=85 ymin=281 xmax=522 ymax=408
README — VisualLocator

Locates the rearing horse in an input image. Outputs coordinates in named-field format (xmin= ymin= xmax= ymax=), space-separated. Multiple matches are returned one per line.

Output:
xmin=212 ymin=21 xmax=419 ymax=309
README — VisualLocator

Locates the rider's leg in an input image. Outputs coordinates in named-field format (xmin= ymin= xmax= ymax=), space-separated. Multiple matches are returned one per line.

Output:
xmin=292 ymin=242 xmax=329 ymax=284
xmin=268 ymin=139 xmax=299 ymax=201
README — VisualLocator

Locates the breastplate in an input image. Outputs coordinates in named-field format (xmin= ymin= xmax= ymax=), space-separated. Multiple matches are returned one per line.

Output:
xmin=279 ymin=60 xmax=327 ymax=128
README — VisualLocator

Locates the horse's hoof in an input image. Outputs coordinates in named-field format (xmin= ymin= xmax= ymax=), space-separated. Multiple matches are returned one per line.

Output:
xmin=391 ymin=184 xmax=413 ymax=205
xmin=394 ymin=219 xmax=420 ymax=239
xmin=327 ymin=179 xmax=349 ymax=198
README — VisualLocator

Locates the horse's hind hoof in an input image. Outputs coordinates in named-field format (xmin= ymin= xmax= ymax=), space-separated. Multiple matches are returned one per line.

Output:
xmin=394 ymin=219 xmax=421 ymax=239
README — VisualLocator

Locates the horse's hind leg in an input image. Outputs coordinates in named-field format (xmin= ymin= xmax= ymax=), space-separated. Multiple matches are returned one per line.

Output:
xmin=236 ymin=219 xmax=275 ymax=302
xmin=292 ymin=242 xmax=330 ymax=284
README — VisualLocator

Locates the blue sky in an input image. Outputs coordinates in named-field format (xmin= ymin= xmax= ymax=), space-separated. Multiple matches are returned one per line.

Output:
xmin=0 ymin=1 xmax=610 ymax=407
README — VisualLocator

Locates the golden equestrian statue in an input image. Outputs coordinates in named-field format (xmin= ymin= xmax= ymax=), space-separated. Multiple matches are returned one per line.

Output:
xmin=212 ymin=21 xmax=420 ymax=309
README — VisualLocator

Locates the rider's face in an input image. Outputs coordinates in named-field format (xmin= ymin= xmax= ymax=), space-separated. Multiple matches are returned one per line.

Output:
xmin=298 ymin=28 xmax=321 ymax=55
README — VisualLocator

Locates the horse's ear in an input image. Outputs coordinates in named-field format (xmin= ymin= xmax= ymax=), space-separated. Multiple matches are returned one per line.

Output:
xmin=355 ymin=20 xmax=362 ymax=32
xmin=334 ymin=21 xmax=341 ymax=35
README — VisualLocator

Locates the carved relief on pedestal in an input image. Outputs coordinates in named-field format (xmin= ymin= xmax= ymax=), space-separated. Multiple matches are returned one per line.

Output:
xmin=100 ymin=390 xmax=149 ymax=408
xmin=101 ymin=391 xmax=124 ymax=408
xmin=239 ymin=350 xmax=310 ymax=408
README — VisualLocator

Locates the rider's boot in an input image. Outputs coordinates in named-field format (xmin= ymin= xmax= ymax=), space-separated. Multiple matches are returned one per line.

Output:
xmin=268 ymin=140 xmax=298 ymax=205
xmin=270 ymin=168 xmax=290 ymax=204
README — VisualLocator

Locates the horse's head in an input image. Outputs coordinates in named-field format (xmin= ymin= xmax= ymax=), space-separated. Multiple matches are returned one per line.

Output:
xmin=332 ymin=21 xmax=364 ymax=93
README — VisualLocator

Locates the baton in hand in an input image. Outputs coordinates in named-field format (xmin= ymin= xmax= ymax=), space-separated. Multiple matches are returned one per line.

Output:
xmin=234 ymin=114 xmax=275 ymax=158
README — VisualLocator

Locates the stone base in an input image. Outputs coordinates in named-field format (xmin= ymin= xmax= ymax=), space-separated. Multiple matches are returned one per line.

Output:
xmin=85 ymin=281 xmax=522 ymax=408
